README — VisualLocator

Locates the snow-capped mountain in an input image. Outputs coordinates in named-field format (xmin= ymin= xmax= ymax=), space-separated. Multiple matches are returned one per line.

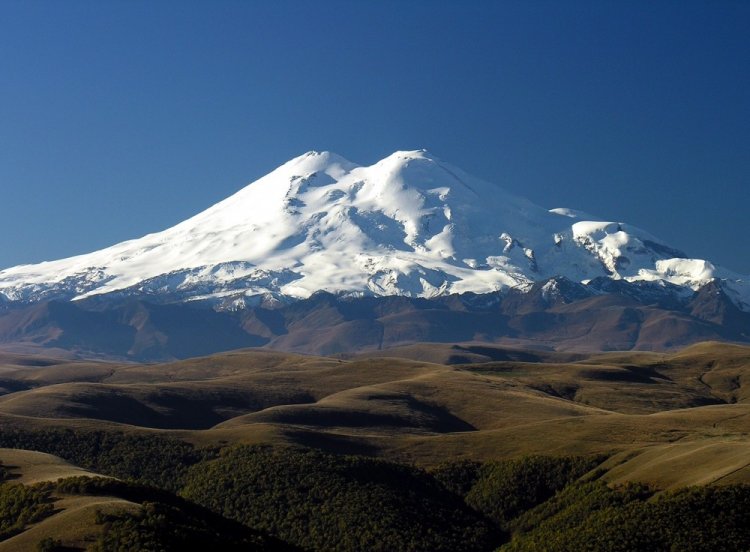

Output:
xmin=1 ymin=150 xmax=748 ymax=311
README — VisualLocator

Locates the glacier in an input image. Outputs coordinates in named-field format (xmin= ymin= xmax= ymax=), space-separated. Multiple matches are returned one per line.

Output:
xmin=0 ymin=150 xmax=748 ymax=311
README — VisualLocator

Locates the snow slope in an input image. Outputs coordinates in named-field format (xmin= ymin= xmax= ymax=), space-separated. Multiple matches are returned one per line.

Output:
xmin=1 ymin=150 xmax=748 ymax=310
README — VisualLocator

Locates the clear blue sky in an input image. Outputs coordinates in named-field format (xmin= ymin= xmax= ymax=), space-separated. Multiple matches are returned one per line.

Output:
xmin=1 ymin=0 xmax=749 ymax=273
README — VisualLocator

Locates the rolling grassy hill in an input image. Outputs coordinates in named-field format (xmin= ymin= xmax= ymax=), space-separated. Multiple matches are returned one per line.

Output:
xmin=0 ymin=341 xmax=748 ymax=548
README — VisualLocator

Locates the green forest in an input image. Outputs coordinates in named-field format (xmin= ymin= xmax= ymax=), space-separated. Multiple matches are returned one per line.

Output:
xmin=0 ymin=428 xmax=749 ymax=551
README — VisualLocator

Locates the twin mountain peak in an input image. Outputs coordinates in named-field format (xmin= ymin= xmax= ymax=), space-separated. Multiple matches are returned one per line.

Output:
xmin=1 ymin=150 xmax=748 ymax=312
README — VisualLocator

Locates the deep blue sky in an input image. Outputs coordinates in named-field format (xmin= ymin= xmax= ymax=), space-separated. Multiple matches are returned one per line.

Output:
xmin=1 ymin=0 xmax=749 ymax=273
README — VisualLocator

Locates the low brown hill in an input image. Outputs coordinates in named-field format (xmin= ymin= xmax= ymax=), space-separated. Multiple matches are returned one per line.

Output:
xmin=0 ymin=342 xmax=748 ymax=494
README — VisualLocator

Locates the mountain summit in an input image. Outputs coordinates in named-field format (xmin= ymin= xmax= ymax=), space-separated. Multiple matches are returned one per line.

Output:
xmin=1 ymin=150 xmax=748 ymax=310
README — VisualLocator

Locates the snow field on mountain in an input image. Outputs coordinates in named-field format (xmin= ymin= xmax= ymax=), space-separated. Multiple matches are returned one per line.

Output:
xmin=0 ymin=149 xmax=747 ymax=309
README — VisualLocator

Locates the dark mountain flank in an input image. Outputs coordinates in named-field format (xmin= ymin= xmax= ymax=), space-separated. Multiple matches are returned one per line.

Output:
xmin=0 ymin=278 xmax=747 ymax=360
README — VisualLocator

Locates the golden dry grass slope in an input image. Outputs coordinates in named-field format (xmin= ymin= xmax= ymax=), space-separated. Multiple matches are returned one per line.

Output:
xmin=0 ymin=342 xmax=748 ymax=489
xmin=0 ymin=449 xmax=137 ymax=551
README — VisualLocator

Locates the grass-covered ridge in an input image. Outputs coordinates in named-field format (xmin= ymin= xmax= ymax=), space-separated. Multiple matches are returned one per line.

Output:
xmin=0 ymin=461 xmax=55 ymax=542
